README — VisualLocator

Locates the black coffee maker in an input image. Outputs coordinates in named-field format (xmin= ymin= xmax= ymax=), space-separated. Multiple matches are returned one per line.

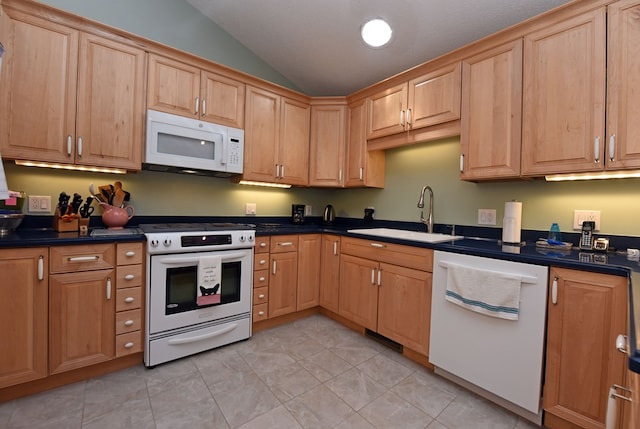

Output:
xmin=292 ymin=204 xmax=305 ymax=224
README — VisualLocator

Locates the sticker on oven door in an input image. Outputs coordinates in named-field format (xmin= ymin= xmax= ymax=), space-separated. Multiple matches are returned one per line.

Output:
xmin=197 ymin=255 xmax=221 ymax=306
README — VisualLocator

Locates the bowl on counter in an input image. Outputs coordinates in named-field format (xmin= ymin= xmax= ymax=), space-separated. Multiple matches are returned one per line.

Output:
xmin=0 ymin=211 xmax=25 ymax=236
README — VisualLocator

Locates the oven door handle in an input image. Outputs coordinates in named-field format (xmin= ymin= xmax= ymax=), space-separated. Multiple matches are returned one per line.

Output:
xmin=159 ymin=252 xmax=249 ymax=265
xmin=166 ymin=323 xmax=238 ymax=345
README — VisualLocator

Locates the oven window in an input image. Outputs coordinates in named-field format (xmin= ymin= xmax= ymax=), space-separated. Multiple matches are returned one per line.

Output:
xmin=165 ymin=261 xmax=242 ymax=315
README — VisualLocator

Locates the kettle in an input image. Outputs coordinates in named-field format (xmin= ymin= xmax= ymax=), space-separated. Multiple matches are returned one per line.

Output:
xmin=323 ymin=204 xmax=335 ymax=224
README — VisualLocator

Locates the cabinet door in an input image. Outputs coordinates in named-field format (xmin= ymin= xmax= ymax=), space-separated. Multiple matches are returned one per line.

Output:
xmin=0 ymin=13 xmax=78 ymax=163
xmin=319 ymin=235 xmax=341 ymax=313
xmin=49 ymin=269 xmax=115 ymax=374
xmin=244 ymin=85 xmax=280 ymax=182
xmin=279 ymin=97 xmax=310 ymax=186
xmin=407 ymin=62 xmax=461 ymax=130
xmin=543 ymin=267 xmax=627 ymax=428
xmin=377 ymin=263 xmax=431 ymax=356
xmin=147 ymin=53 xmax=200 ymax=118
xmin=460 ymin=40 xmax=522 ymax=180
xmin=201 ymin=71 xmax=245 ymax=128
xmin=309 ymin=104 xmax=346 ymax=187
xmin=297 ymin=234 xmax=322 ymax=310
xmin=367 ymin=83 xmax=407 ymax=139
xmin=345 ymin=99 xmax=385 ymax=188
xmin=338 ymin=254 xmax=378 ymax=330
xmin=0 ymin=248 xmax=48 ymax=388
xmin=268 ymin=251 xmax=298 ymax=318
xmin=75 ymin=33 xmax=145 ymax=170
xmin=606 ymin=0 xmax=640 ymax=170
xmin=522 ymin=8 xmax=607 ymax=176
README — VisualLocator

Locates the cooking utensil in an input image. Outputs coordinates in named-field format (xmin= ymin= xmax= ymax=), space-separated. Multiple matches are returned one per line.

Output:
xmin=89 ymin=183 xmax=104 ymax=203
xmin=99 ymin=185 xmax=114 ymax=205
xmin=112 ymin=181 xmax=126 ymax=208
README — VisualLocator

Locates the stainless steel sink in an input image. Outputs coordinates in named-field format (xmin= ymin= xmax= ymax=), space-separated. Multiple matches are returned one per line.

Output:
xmin=347 ymin=228 xmax=464 ymax=243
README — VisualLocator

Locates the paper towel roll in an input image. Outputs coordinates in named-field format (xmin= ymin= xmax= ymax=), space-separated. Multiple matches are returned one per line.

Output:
xmin=502 ymin=201 xmax=522 ymax=245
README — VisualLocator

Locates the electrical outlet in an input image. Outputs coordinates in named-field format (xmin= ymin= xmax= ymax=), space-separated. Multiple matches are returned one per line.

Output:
xmin=245 ymin=203 xmax=256 ymax=215
xmin=478 ymin=209 xmax=497 ymax=225
xmin=573 ymin=210 xmax=601 ymax=231
xmin=305 ymin=205 xmax=312 ymax=216
xmin=28 ymin=195 xmax=52 ymax=213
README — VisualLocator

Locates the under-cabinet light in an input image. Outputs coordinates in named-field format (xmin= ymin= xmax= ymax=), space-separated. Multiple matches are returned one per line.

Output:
xmin=15 ymin=160 xmax=127 ymax=175
xmin=545 ymin=169 xmax=640 ymax=181
xmin=238 ymin=180 xmax=292 ymax=189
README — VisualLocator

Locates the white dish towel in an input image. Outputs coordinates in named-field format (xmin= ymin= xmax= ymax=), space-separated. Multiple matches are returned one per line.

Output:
xmin=443 ymin=262 xmax=522 ymax=320
xmin=197 ymin=255 xmax=222 ymax=306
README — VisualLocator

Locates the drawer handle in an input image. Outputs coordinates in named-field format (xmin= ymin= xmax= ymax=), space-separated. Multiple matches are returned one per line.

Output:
xmin=68 ymin=255 xmax=99 ymax=262
xmin=124 ymin=342 xmax=135 ymax=349
xmin=259 ymin=276 xmax=266 ymax=282
xmin=259 ymin=259 xmax=266 ymax=265
xmin=370 ymin=242 xmax=386 ymax=248
xmin=260 ymin=242 xmax=267 ymax=248
xmin=258 ymin=311 xmax=265 ymax=316
xmin=277 ymin=242 xmax=294 ymax=247
xmin=124 ymin=297 xmax=135 ymax=303
xmin=258 ymin=294 xmax=265 ymax=299
xmin=124 ymin=320 xmax=134 ymax=327
xmin=125 ymin=251 xmax=136 ymax=257
xmin=124 ymin=274 xmax=135 ymax=281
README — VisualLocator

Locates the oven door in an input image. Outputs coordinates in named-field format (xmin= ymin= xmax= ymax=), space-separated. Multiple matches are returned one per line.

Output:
xmin=148 ymin=248 xmax=252 ymax=334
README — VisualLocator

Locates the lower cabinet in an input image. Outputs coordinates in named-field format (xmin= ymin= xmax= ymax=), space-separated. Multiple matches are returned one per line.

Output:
xmin=269 ymin=235 xmax=299 ymax=318
xmin=338 ymin=237 xmax=433 ymax=355
xmin=0 ymin=248 xmax=48 ymax=389
xmin=543 ymin=267 xmax=628 ymax=429
xmin=319 ymin=234 xmax=341 ymax=313
xmin=297 ymin=234 xmax=321 ymax=310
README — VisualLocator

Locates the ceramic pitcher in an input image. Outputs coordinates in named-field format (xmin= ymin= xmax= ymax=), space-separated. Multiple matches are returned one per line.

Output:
xmin=100 ymin=203 xmax=134 ymax=229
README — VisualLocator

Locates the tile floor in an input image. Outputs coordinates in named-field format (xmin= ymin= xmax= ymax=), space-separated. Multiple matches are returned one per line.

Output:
xmin=0 ymin=315 xmax=541 ymax=429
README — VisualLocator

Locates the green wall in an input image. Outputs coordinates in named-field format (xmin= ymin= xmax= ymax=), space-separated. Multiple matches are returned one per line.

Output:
xmin=4 ymin=1 xmax=638 ymax=238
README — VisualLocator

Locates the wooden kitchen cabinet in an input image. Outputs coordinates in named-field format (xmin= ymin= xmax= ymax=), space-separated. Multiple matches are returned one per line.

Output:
xmin=543 ymin=267 xmax=628 ymax=429
xmin=49 ymin=244 xmax=116 ymax=374
xmin=0 ymin=11 xmax=145 ymax=171
xmin=114 ymin=243 xmax=144 ymax=357
xmin=626 ymin=367 xmax=640 ymax=428
xmin=308 ymin=101 xmax=347 ymax=187
xmin=253 ymin=236 xmax=270 ymax=322
xmin=366 ymin=62 xmax=461 ymax=140
xmin=296 ymin=234 xmax=322 ymax=310
xmin=460 ymin=39 xmax=522 ymax=181
xmin=0 ymin=248 xmax=48 ymax=389
xmin=268 ymin=235 xmax=299 ymax=318
xmin=319 ymin=235 xmax=341 ymax=313
xmin=147 ymin=53 xmax=245 ymax=128
xmin=243 ymin=86 xmax=310 ymax=185
xmin=344 ymin=99 xmax=385 ymax=188
xmin=339 ymin=237 xmax=433 ymax=355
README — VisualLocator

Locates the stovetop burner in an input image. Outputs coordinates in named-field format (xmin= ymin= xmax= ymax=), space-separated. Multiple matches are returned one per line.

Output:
xmin=139 ymin=222 xmax=256 ymax=234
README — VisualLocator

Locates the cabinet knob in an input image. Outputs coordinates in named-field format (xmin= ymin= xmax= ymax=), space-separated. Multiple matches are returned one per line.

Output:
xmin=125 ymin=251 xmax=136 ymax=257
xmin=124 ymin=320 xmax=134 ymax=327
xmin=258 ymin=311 xmax=265 ymax=316
xmin=125 ymin=274 xmax=135 ymax=281
xmin=258 ymin=294 xmax=265 ymax=299
xmin=124 ymin=297 xmax=135 ymax=303
xmin=124 ymin=342 xmax=135 ymax=349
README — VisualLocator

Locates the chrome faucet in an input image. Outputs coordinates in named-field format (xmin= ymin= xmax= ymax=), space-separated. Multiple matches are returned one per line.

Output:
xmin=417 ymin=185 xmax=434 ymax=233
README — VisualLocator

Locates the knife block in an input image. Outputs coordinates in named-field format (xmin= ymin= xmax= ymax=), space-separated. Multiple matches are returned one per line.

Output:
xmin=53 ymin=208 xmax=79 ymax=232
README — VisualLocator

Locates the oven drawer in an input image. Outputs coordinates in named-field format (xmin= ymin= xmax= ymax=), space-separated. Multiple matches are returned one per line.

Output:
xmin=116 ymin=287 xmax=142 ymax=312
xmin=116 ymin=330 xmax=142 ymax=357
xmin=117 ymin=242 xmax=144 ymax=265
xmin=254 ymin=270 xmax=269 ymax=287
xmin=116 ymin=264 xmax=143 ymax=289
xmin=255 ymin=236 xmax=270 ymax=253
xmin=253 ymin=287 xmax=268 ymax=305
xmin=116 ymin=309 xmax=142 ymax=335
xmin=253 ymin=303 xmax=268 ymax=322
xmin=50 ymin=244 xmax=115 ymax=273
xmin=254 ymin=255 xmax=269 ymax=271
xmin=271 ymin=235 xmax=298 ymax=253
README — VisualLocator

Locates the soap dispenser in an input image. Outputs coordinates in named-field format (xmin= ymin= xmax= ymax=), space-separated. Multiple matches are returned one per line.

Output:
xmin=548 ymin=223 xmax=562 ymax=243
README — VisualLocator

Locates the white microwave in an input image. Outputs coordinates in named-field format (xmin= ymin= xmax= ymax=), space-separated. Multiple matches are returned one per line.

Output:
xmin=144 ymin=109 xmax=244 ymax=176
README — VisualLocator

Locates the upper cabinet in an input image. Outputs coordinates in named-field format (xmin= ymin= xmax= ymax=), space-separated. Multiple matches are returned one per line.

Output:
xmin=366 ymin=63 xmax=462 ymax=140
xmin=308 ymin=100 xmax=347 ymax=187
xmin=0 ymin=11 xmax=145 ymax=171
xmin=345 ymin=99 xmax=385 ymax=188
xmin=460 ymin=39 xmax=523 ymax=181
xmin=147 ymin=53 xmax=245 ymax=128
xmin=243 ymin=85 xmax=310 ymax=185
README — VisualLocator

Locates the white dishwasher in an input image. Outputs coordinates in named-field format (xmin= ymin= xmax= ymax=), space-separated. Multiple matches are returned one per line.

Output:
xmin=429 ymin=250 xmax=548 ymax=424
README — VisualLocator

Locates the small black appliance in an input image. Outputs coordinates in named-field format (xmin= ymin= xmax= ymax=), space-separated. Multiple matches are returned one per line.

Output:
xmin=292 ymin=204 xmax=305 ymax=224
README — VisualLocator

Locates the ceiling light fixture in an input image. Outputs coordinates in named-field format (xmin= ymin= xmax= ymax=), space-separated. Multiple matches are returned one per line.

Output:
xmin=361 ymin=18 xmax=393 ymax=48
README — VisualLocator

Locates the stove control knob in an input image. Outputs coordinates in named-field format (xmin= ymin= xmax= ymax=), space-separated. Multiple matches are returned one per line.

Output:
xmin=239 ymin=235 xmax=246 ymax=242
xmin=150 ymin=239 xmax=159 ymax=247
xmin=248 ymin=235 xmax=254 ymax=242
xmin=163 ymin=238 xmax=172 ymax=247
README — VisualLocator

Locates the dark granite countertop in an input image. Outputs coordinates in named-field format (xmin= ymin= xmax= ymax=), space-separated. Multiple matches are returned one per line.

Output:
xmin=2 ymin=215 xmax=638 ymax=373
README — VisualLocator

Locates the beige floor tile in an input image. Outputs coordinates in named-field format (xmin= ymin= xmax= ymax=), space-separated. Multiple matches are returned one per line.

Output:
xmin=258 ymin=361 xmax=321 ymax=402
xmin=284 ymin=384 xmax=353 ymax=429
xmin=82 ymin=396 xmax=155 ymax=429
xmin=324 ymin=367 xmax=387 ymax=411
xmin=356 ymin=353 xmax=414 ymax=389
xmin=298 ymin=349 xmax=353 ymax=382
xmin=391 ymin=371 xmax=457 ymax=418
xmin=5 ymin=382 xmax=85 ymax=429
xmin=358 ymin=390 xmax=433 ymax=429
xmin=237 ymin=405 xmax=303 ymax=429
xmin=435 ymin=389 xmax=519 ymax=429
xmin=335 ymin=412 xmax=376 ymax=429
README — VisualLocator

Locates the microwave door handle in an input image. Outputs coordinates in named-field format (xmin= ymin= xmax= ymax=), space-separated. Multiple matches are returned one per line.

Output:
xmin=220 ymin=139 xmax=227 ymax=165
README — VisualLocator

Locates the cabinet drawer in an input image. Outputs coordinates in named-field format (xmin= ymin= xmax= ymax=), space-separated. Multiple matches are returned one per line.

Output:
xmin=253 ymin=303 xmax=268 ymax=322
xmin=254 ymin=255 xmax=270 ymax=271
xmin=253 ymin=287 xmax=269 ymax=305
xmin=341 ymin=237 xmax=433 ymax=271
xmin=50 ymin=244 xmax=115 ymax=273
xmin=271 ymin=235 xmax=298 ymax=253
xmin=255 ymin=236 xmax=270 ymax=253
xmin=117 ymin=242 xmax=144 ymax=265
xmin=115 ymin=309 xmax=142 ymax=335
xmin=115 ymin=264 xmax=143 ymax=289
xmin=116 ymin=287 xmax=142 ymax=312
xmin=254 ymin=270 xmax=269 ymax=287
xmin=115 ymin=330 xmax=142 ymax=357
